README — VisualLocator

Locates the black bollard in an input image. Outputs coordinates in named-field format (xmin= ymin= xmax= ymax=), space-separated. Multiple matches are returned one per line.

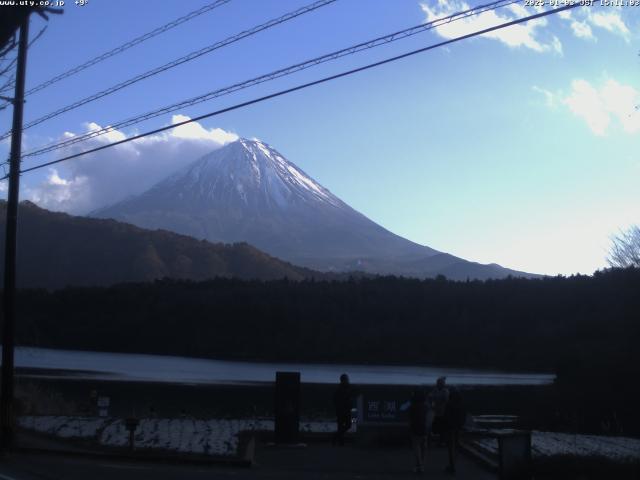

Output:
xmin=125 ymin=417 xmax=139 ymax=451
xmin=274 ymin=371 xmax=300 ymax=444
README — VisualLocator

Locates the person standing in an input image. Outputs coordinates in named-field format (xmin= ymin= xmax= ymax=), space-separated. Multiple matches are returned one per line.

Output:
xmin=409 ymin=388 xmax=428 ymax=473
xmin=443 ymin=386 xmax=466 ymax=474
xmin=332 ymin=373 xmax=353 ymax=446
xmin=429 ymin=376 xmax=450 ymax=446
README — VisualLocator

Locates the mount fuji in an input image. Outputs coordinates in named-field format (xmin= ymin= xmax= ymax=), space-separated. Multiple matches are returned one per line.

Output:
xmin=92 ymin=138 xmax=535 ymax=280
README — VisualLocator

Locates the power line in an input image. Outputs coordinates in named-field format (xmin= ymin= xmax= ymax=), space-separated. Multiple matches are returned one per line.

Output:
xmin=22 ymin=0 xmax=519 ymax=158
xmin=0 ymin=0 xmax=337 ymax=141
xmin=24 ymin=0 xmax=232 ymax=97
xmin=8 ymin=2 xmax=580 ymax=181
xmin=0 ymin=25 xmax=48 ymax=109
xmin=0 ymin=0 xmax=230 ymax=110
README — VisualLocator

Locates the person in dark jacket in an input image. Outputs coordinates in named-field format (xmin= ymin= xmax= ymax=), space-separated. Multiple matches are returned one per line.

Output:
xmin=428 ymin=376 xmax=450 ymax=446
xmin=409 ymin=387 xmax=428 ymax=473
xmin=443 ymin=386 xmax=466 ymax=474
xmin=428 ymin=377 xmax=449 ymax=447
xmin=332 ymin=373 xmax=353 ymax=446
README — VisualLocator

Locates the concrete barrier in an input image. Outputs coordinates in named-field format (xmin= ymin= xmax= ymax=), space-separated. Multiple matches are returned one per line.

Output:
xmin=463 ymin=428 xmax=532 ymax=480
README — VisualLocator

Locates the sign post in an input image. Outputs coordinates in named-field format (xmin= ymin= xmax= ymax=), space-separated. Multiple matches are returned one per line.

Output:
xmin=274 ymin=371 xmax=300 ymax=444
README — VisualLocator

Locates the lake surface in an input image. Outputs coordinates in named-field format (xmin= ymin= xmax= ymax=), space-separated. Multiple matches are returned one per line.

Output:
xmin=11 ymin=346 xmax=555 ymax=386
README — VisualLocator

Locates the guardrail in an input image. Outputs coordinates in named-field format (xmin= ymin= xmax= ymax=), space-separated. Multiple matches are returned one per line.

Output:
xmin=461 ymin=427 xmax=532 ymax=480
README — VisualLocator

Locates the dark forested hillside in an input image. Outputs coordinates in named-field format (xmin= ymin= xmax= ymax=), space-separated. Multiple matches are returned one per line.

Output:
xmin=12 ymin=268 xmax=639 ymax=372
xmin=0 ymin=201 xmax=322 ymax=288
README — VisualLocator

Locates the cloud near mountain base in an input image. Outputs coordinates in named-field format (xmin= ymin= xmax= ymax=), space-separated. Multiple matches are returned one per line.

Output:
xmin=24 ymin=115 xmax=238 ymax=215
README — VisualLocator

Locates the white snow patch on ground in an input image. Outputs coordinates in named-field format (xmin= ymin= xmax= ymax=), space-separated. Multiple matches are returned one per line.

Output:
xmin=471 ymin=431 xmax=640 ymax=463
xmin=18 ymin=416 xmax=336 ymax=457
xmin=19 ymin=416 xmax=109 ymax=439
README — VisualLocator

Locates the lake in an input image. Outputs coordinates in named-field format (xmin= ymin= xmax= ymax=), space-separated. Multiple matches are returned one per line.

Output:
xmin=10 ymin=346 xmax=555 ymax=386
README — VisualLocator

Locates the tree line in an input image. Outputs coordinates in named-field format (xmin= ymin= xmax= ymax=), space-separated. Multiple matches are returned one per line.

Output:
xmin=5 ymin=267 xmax=640 ymax=433
xmin=7 ymin=267 xmax=637 ymax=372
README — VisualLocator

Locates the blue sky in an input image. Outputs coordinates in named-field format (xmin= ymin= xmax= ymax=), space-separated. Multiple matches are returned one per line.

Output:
xmin=0 ymin=0 xmax=638 ymax=276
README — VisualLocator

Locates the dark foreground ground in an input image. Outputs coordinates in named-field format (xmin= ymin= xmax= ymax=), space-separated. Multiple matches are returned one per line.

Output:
xmin=0 ymin=442 xmax=496 ymax=480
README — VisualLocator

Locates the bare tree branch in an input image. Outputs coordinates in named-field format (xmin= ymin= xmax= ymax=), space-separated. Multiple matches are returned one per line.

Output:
xmin=0 ymin=34 xmax=16 ymax=57
xmin=0 ymin=25 xmax=48 ymax=109
xmin=0 ymin=56 xmax=18 ymax=78
xmin=608 ymin=225 xmax=640 ymax=268
xmin=28 ymin=25 xmax=47 ymax=49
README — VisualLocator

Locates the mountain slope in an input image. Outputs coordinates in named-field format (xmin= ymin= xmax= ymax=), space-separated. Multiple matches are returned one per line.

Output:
xmin=0 ymin=201 xmax=320 ymax=289
xmin=92 ymin=138 xmax=537 ymax=280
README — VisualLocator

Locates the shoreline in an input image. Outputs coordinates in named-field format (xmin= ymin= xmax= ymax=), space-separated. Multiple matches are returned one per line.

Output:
xmin=10 ymin=345 xmax=557 ymax=375
xmin=16 ymin=366 xmax=553 ymax=388
xmin=11 ymin=346 xmax=556 ymax=387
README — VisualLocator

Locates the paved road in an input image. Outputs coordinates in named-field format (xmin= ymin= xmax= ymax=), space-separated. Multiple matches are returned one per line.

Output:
xmin=0 ymin=443 xmax=496 ymax=479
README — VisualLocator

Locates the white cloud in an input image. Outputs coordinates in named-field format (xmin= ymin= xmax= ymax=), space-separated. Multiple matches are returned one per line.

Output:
xmin=532 ymin=85 xmax=556 ymax=108
xmin=551 ymin=35 xmax=563 ymax=56
xmin=600 ymin=80 xmax=640 ymax=133
xmin=557 ymin=7 xmax=630 ymax=42
xmin=420 ymin=0 xmax=562 ymax=53
xmin=534 ymin=77 xmax=640 ymax=136
xmin=47 ymin=170 xmax=71 ymax=186
xmin=563 ymin=79 xmax=611 ymax=136
xmin=28 ymin=170 xmax=89 ymax=209
xmin=588 ymin=10 xmax=629 ymax=38
xmin=169 ymin=114 xmax=238 ymax=143
xmin=507 ymin=3 xmax=529 ymax=18
xmin=562 ymin=79 xmax=640 ymax=136
xmin=557 ymin=10 xmax=572 ymax=21
xmin=570 ymin=20 xmax=595 ymax=40
xmin=25 ymin=115 xmax=239 ymax=214
xmin=86 ymin=122 xmax=127 ymax=143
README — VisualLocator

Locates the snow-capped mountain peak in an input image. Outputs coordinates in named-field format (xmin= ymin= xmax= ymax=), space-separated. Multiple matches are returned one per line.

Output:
xmin=91 ymin=137 xmax=535 ymax=279
xmin=159 ymin=138 xmax=341 ymax=209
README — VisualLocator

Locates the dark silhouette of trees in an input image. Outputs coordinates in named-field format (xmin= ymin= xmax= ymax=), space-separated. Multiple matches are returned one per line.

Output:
xmin=9 ymin=268 xmax=638 ymax=372
xmin=6 ymin=268 xmax=640 ymax=433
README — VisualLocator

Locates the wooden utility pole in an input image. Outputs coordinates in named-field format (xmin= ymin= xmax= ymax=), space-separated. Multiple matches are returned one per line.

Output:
xmin=1 ymin=14 xmax=29 ymax=452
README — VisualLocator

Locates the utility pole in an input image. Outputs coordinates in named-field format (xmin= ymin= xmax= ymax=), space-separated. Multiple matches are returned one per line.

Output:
xmin=1 ymin=15 xmax=30 ymax=452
